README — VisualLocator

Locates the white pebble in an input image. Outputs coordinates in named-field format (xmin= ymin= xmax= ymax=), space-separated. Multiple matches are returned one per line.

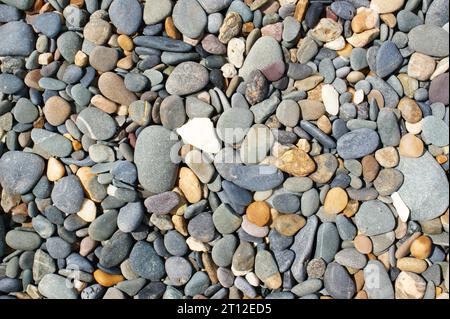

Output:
xmin=176 ymin=118 xmax=222 ymax=154
xmin=392 ymin=192 xmax=410 ymax=222
xmin=322 ymin=84 xmax=340 ymax=116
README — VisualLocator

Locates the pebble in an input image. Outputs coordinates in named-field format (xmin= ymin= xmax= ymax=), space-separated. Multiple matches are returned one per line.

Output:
xmin=135 ymin=126 xmax=179 ymax=194
xmin=5 ymin=230 xmax=42 ymax=251
xmin=144 ymin=0 xmax=172 ymax=25
xmin=177 ymin=118 xmax=222 ymax=154
xmin=38 ymin=274 xmax=77 ymax=299
xmin=76 ymin=107 xmax=117 ymax=141
xmin=322 ymin=84 xmax=339 ymax=116
xmin=239 ymin=36 xmax=284 ymax=81
xmin=376 ymin=41 xmax=403 ymax=78
xmin=422 ymin=116 xmax=449 ymax=147
xmin=337 ymin=128 xmax=380 ymax=159
xmin=364 ymin=260 xmax=395 ymax=299
xmin=0 ymin=0 xmax=448 ymax=301
xmin=165 ymin=257 xmax=192 ymax=286
xmin=429 ymin=73 xmax=449 ymax=105
xmin=0 ymin=73 xmax=24 ymax=94
xmin=98 ymin=72 xmax=137 ymax=106
xmin=397 ymin=152 xmax=449 ymax=221
xmin=408 ymin=25 xmax=449 ymax=57
xmin=0 ymin=21 xmax=35 ymax=56
xmin=129 ymin=241 xmax=165 ymax=281
xmin=217 ymin=107 xmax=253 ymax=144
xmin=395 ymin=271 xmax=426 ymax=299
xmin=335 ymin=248 xmax=367 ymax=269
xmin=0 ymin=151 xmax=44 ymax=195
xmin=173 ymin=0 xmax=207 ymax=39
xmin=254 ymin=250 xmax=282 ymax=289
xmin=51 ymin=175 xmax=84 ymax=215
xmin=324 ymin=262 xmax=355 ymax=299
xmin=118 ymin=202 xmax=144 ymax=233
xmin=315 ymin=222 xmax=340 ymax=263
xmin=166 ymin=62 xmax=209 ymax=95
xmin=109 ymin=0 xmax=142 ymax=35
xmin=246 ymin=201 xmax=270 ymax=227
xmin=355 ymin=200 xmax=396 ymax=236
xmin=324 ymin=187 xmax=348 ymax=214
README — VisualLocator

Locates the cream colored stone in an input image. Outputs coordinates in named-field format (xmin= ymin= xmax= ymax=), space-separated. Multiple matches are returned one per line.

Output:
xmin=77 ymin=198 xmax=97 ymax=222
xmin=47 ymin=157 xmax=65 ymax=182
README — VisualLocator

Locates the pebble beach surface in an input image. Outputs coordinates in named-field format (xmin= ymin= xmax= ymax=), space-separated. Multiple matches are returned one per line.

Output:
xmin=0 ymin=0 xmax=449 ymax=300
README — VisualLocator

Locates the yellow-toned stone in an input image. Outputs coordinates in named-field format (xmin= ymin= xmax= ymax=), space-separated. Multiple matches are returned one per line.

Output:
xmin=398 ymin=97 xmax=422 ymax=123
xmin=178 ymin=167 xmax=202 ymax=204
xmin=117 ymin=34 xmax=134 ymax=51
xmin=273 ymin=214 xmax=306 ymax=236
xmin=74 ymin=50 xmax=88 ymax=67
xmin=343 ymin=199 xmax=359 ymax=217
xmin=246 ymin=201 xmax=271 ymax=227
xmin=324 ymin=187 xmax=348 ymax=214
xmin=351 ymin=7 xmax=379 ymax=33
xmin=380 ymin=13 xmax=397 ymax=28
xmin=294 ymin=0 xmax=308 ymax=22
xmin=275 ymin=148 xmax=316 ymax=177
xmin=397 ymin=73 xmax=419 ymax=98
xmin=165 ymin=16 xmax=181 ymax=40
xmin=397 ymin=257 xmax=428 ymax=273
xmin=347 ymin=28 xmax=380 ymax=48
xmin=47 ymin=157 xmax=65 ymax=182
xmin=317 ymin=115 xmax=331 ymax=134
xmin=337 ymin=42 xmax=353 ymax=57
xmin=410 ymin=235 xmax=432 ymax=260
xmin=93 ymin=269 xmax=124 ymax=287
xmin=172 ymin=215 xmax=188 ymax=236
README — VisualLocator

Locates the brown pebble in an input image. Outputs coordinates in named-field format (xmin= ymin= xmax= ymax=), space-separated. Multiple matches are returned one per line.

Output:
xmin=398 ymin=97 xmax=422 ymax=124
xmin=399 ymin=133 xmax=424 ymax=158
xmin=43 ymin=96 xmax=72 ymax=126
xmin=246 ymin=201 xmax=271 ymax=227
xmin=410 ymin=235 xmax=433 ymax=260
xmin=354 ymin=234 xmax=373 ymax=254
xmin=361 ymin=155 xmax=380 ymax=183
xmin=272 ymin=214 xmax=306 ymax=236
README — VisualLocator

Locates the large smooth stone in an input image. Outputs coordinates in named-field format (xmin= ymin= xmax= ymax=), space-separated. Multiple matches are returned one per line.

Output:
xmin=134 ymin=126 xmax=179 ymax=194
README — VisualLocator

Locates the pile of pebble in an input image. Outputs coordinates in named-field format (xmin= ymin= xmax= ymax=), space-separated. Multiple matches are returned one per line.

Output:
xmin=0 ymin=0 xmax=449 ymax=300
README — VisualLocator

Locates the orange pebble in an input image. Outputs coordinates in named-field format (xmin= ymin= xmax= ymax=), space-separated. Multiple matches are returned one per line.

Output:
xmin=93 ymin=269 xmax=124 ymax=287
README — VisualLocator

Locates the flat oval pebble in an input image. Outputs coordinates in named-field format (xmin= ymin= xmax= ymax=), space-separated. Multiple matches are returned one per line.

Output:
xmin=166 ymin=62 xmax=209 ymax=96
xmin=134 ymin=126 xmax=179 ymax=194
xmin=0 ymin=0 xmax=448 ymax=302
xmin=76 ymin=107 xmax=117 ymax=141
xmin=337 ymin=128 xmax=380 ymax=159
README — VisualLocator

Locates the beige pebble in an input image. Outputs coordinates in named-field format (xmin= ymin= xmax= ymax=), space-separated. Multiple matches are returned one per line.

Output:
xmin=354 ymin=234 xmax=372 ymax=254
xmin=405 ymin=120 xmax=423 ymax=135
xmin=375 ymin=147 xmax=399 ymax=168
xmin=47 ymin=157 xmax=65 ymax=182
xmin=399 ymin=133 xmax=424 ymax=158
xmin=430 ymin=57 xmax=449 ymax=80
xmin=408 ymin=52 xmax=436 ymax=81
xmin=178 ymin=167 xmax=202 ymax=204
xmin=77 ymin=198 xmax=97 ymax=222
xmin=324 ymin=187 xmax=348 ymax=214
xmin=395 ymin=271 xmax=426 ymax=299
xmin=397 ymin=257 xmax=428 ymax=274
